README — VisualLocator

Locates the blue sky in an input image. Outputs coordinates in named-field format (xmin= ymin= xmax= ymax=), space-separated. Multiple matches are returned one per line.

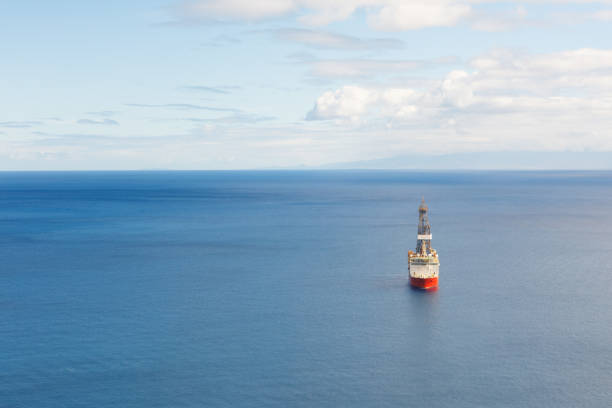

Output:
xmin=2 ymin=0 xmax=612 ymax=169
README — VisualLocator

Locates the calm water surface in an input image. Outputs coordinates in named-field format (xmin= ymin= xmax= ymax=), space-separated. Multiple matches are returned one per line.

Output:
xmin=1 ymin=171 xmax=612 ymax=407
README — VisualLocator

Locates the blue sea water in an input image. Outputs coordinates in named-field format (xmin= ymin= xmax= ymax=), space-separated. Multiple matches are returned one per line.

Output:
xmin=1 ymin=171 xmax=612 ymax=408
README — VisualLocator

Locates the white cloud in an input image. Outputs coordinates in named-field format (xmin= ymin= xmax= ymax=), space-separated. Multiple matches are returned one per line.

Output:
xmin=296 ymin=1 xmax=366 ymax=26
xmin=592 ymin=9 xmax=612 ymax=21
xmin=178 ymin=0 xmax=612 ymax=29
xmin=309 ymin=48 xmax=612 ymax=119
xmin=173 ymin=0 xmax=513 ymax=29
xmin=309 ymin=59 xmax=424 ymax=78
xmin=307 ymin=86 xmax=378 ymax=120
xmin=180 ymin=0 xmax=297 ymax=21
xmin=306 ymin=48 xmax=612 ymax=152
xmin=468 ymin=5 xmax=528 ymax=31
xmin=368 ymin=1 xmax=472 ymax=31
xmin=307 ymin=86 xmax=423 ymax=120
xmin=440 ymin=70 xmax=474 ymax=107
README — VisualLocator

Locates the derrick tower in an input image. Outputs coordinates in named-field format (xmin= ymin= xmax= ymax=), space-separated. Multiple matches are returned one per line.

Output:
xmin=416 ymin=198 xmax=432 ymax=255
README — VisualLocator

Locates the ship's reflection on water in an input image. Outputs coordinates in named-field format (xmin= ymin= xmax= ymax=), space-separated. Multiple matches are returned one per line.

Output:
xmin=405 ymin=282 xmax=440 ymax=343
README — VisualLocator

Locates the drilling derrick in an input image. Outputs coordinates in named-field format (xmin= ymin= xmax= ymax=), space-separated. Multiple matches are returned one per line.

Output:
xmin=416 ymin=198 xmax=432 ymax=255
xmin=408 ymin=198 xmax=440 ymax=290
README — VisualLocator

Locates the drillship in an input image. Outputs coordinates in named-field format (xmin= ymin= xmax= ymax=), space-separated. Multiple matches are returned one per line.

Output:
xmin=408 ymin=198 xmax=439 ymax=290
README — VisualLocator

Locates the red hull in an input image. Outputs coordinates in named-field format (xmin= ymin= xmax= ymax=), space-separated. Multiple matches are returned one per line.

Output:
xmin=410 ymin=276 xmax=438 ymax=290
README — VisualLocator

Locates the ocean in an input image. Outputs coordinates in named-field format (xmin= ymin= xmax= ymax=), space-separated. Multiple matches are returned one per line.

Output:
xmin=1 ymin=171 xmax=611 ymax=407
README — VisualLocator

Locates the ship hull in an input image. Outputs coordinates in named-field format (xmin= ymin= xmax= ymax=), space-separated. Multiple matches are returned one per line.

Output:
xmin=410 ymin=276 xmax=438 ymax=290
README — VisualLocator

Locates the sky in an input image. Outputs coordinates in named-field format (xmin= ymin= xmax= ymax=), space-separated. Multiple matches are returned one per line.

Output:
xmin=1 ymin=0 xmax=612 ymax=170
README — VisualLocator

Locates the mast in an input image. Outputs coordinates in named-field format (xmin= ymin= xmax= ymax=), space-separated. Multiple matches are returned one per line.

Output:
xmin=416 ymin=197 xmax=432 ymax=255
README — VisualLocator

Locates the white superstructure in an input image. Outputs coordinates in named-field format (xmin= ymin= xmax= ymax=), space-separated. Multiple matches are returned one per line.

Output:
xmin=408 ymin=255 xmax=440 ymax=279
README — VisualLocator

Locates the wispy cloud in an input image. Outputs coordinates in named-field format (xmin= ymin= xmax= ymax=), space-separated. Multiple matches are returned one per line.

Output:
xmin=592 ymin=9 xmax=612 ymax=21
xmin=468 ymin=5 xmax=530 ymax=32
xmin=288 ymin=54 xmax=459 ymax=80
xmin=175 ymin=0 xmax=474 ymax=29
xmin=178 ymin=85 xmax=241 ymax=94
xmin=30 ymin=132 xmax=117 ymax=146
xmin=126 ymin=103 xmax=240 ymax=112
xmin=201 ymin=34 xmax=242 ymax=47
xmin=174 ymin=1 xmax=612 ymax=32
xmin=77 ymin=118 xmax=119 ymax=126
xmin=367 ymin=1 xmax=472 ymax=31
xmin=85 ymin=110 xmax=118 ymax=117
xmin=26 ymin=131 xmax=220 ymax=150
xmin=179 ymin=85 xmax=230 ymax=94
xmin=177 ymin=0 xmax=297 ymax=23
xmin=0 ymin=121 xmax=43 ymax=128
xmin=270 ymin=28 xmax=404 ymax=50
xmin=553 ymin=8 xmax=612 ymax=25
xmin=185 ymin=113 xmax=276 ymax=124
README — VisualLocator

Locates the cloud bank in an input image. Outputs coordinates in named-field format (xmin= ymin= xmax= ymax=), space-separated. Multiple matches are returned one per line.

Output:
xmin=177 ymin=0 xmax=612 ymax=30
xmin=307 ymin=48 xmax=612 ymax=152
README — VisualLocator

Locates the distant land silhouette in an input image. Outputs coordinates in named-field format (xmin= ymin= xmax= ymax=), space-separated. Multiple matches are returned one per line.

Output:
xmin=320 ymin=151 xmax=612 ymax=170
